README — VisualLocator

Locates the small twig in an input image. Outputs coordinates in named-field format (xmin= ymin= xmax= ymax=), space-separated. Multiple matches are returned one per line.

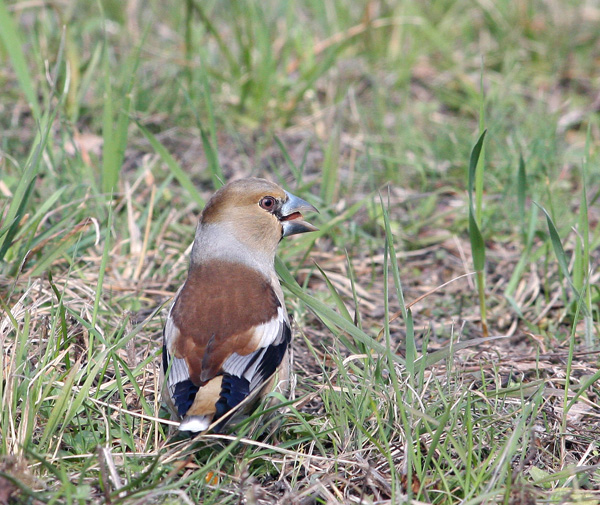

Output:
xmin=88 ymin=397 xmax=179 ymax=426
xmin=97 ymin=446 xmax=126 ymax=501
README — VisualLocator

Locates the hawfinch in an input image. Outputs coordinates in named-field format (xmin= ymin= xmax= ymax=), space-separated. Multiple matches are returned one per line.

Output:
xmin=161 ymin=178 xmax=318 ymax=433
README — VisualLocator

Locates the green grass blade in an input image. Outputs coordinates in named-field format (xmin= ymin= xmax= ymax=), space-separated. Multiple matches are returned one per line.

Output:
xmin=418 ymin=335 xmax=508 ymax=367
xmin=101 ymin=38 xmax=116 ymax=194
xmin=198 ymin=52 xmax=224 ymax=189
xmin=468 ymin=211 xmax=485 ymax=273
xmin=91 ymin=205 xmax=112 ymax=336
xmin=136 ymin=121 xmax=205 ymax=207
xmin=476 ymin=69 xmax=486 ymax=224
xmin=38 ymin=363 xmax=80 ymax=450
xmin=100 ymin=30 xmax=142 ymax=194
xmin=505 ymin=204 xmax=538 ymax=298
xmin=517 ymin=153 xmax=527 ymax=242
xmin=345 ymin=250 xmax=362 ymax=329
xmin=0 ymin=0 xmax=40 ymax=120
xmin=320 ymin=126 xmax=340 ymax=205
xmin=467 ymin=130 xmax=488 ymax=335
xmin=313 ymin=262 xmax=354 ymax=323
xmin=0 ymin=44 xmax=67 ymax=264
xmin=274 ymin=136 xmax=303 ymax=183
xmin=535 ymin=202 xmax=578 ymax=297
xmin=468 ymin=130 xmax=487 ymax=202
xmin=0 ymin=177 xmax=36 ymax=263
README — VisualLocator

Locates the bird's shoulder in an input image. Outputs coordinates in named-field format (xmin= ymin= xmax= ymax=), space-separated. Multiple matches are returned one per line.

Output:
xmin=171 ymin=259 xmax=281 ymax=337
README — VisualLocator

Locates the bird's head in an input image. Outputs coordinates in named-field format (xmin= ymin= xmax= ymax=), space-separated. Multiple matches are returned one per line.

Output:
xmin=196 ymin=178 xmax=318 ymax=261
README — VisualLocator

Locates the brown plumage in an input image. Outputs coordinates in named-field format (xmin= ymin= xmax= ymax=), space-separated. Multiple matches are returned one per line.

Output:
xmin=170 ymin=261 xmax=279 ymax=382
xmin=161 ymin=178 xmax=318 ymax=433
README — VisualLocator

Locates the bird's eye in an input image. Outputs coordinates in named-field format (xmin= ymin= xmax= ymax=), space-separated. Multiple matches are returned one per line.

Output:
xmin=259 ymin=196 xmax=276 ymax=211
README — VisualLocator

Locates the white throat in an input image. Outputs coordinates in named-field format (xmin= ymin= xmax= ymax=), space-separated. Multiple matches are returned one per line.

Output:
xmin=190 ymin=223 xmax=275 ymax=278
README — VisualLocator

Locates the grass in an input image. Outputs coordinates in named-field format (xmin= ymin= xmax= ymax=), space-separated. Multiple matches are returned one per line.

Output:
xmin=1 ymin=0 xmax=600 ymax=503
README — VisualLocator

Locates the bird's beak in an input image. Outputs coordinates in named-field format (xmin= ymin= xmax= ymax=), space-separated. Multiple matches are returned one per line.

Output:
xmin=280 ymin=191 xmax=319 ymax=237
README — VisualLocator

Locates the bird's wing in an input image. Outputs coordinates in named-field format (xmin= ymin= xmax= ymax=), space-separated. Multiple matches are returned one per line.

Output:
xmin=162 ymin=260 xmax=291 ymax=429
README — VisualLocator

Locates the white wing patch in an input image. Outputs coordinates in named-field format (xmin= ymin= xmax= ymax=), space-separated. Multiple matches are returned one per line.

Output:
xmin=166 ymin=356 xmax=190 ymax=395
xmin=163 ymin=303 xmax=179 ymax=348
xmin=252 ymin=306 xmax=286 ymax=348
xmin=220 ymin=352 xmax=250 ymax=377
xmin=162 ymin=294 xmax=193 ymax=405
xmin=221 ymin=306 xmax=286 ymax=390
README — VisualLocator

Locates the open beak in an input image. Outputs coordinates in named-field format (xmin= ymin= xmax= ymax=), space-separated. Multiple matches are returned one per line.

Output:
xmin=279 ymin=191 xmax=319 ymax=237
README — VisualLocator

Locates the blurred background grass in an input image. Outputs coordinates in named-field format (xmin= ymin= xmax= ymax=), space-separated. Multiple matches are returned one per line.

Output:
xmin=1 ymin=0 xmax=599 ymax=503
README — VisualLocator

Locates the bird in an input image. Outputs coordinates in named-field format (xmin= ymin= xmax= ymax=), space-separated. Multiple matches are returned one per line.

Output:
xmin=161 ymin=177 xmax=318 ymax=433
